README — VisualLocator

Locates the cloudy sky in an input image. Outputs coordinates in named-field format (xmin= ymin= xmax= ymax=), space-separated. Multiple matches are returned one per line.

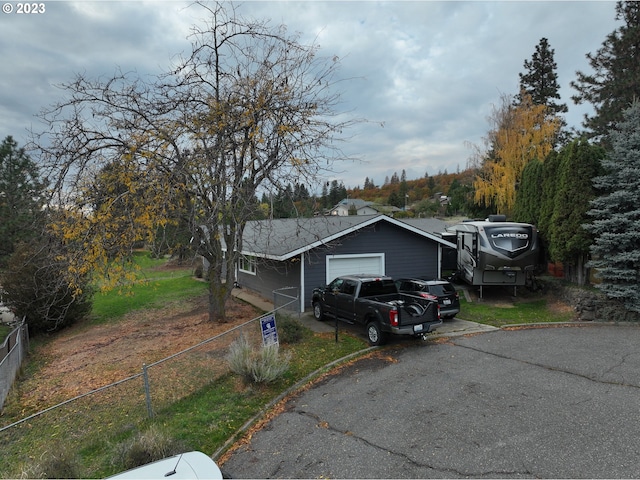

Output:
xmin=0 ymin=1 xmax=621 ymax=190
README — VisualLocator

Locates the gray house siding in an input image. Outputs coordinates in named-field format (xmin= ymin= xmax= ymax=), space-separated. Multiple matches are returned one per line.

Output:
xmin=237 ymin=258 xmax=301 ymax=307
xmin=229 ymin=215 xmax=447 ymax=313
xmin=302 ymin=244 xmax=335 ymax=308
xmin=300 ymin=222 xmax=439 ymax=309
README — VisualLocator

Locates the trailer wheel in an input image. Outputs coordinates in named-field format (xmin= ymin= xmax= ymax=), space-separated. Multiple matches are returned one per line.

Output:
xmin=313 ymin=302 xmax=324 ymax=321
xmin=366 ymin=321 xmax=386 ymax=346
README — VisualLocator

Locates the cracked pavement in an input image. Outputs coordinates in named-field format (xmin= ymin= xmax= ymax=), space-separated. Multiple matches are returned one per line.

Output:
xmin=220 ymin=324 xmax=640 ymax=478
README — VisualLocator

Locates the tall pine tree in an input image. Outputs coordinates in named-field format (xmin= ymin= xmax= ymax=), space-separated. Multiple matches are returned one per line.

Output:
xmin=586 ymin=101 xmax=640 ymax=313
xmin=571 ymin=1 xmax=640 ymax=148
xmin=0 ymin=136 xmax=46 ymax=266
xmin=517 ymin=38 xmax=567 ymax=117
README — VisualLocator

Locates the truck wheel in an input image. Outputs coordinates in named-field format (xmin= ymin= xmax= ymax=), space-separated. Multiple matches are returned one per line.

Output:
xmin=313 ymin=302 xmax=324 ymax=321
xmin=366 ymin=321 xmax=386 ymax=346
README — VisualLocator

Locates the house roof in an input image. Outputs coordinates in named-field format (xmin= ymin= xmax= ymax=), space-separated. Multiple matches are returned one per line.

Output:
xmin=240 ymin=214 xmax=455 ymax=261
xmin=329 ymin=198 xmax=403 ymax=215
xmin=336 ymin=198 xmax=371 ymax=209
xmin=370 ymin=204 xmax=403 ymax=214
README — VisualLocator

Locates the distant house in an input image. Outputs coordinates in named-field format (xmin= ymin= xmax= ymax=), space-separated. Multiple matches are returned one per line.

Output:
xmin=228 ymin=214 xmax=455 ymax=312
xmin=328 ymin=198 xmax=401 ymax=216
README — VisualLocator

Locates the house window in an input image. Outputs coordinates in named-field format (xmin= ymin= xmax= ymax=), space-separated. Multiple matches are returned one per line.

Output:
xmin=239 ymin=255 xmax=256 ymax=275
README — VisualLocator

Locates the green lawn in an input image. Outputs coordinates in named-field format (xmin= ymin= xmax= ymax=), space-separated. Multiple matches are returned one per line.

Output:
xmin=89 ymin=252 xmax=207 ymax=324
xmin=0 ymin=323 xmax=10 ymax=344
xmin=91 ymin=273 xmax=208 ymax=324
xmin=457 ymin=292 xmax=575 ymax=327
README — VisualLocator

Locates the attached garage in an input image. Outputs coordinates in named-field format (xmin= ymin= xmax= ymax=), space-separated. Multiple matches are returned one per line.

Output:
xmin=229 ymin=214 xmax=455 ymax=312
xmin=325 ymin=253 xmax=385 ymax=283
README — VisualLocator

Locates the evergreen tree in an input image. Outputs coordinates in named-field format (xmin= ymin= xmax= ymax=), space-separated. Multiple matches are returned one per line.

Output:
xmin=517 ymin=38 xmax=567 ymax=117
xmin=585 ymin=101 xmax=640 ymax=313
xmin=363 ymin=177 xmax=375 ymax=190
xmin=513 ymin=158 xmax=544 ymax=225
xmin=427 ymin=176 xmax=436 ymax=196
xmin=446 ymin=178 xmax=465 ymax=216
xmin=399 ymin=169 xmax=408 ymax=202
xmin=537 ymin=150 xmax=561 ymax=239
xmin=571 ymin=2 xmax=640 ymax=148
xmin=549 ymin=139 xmax=605 ymax=284
xmin=273 ymin=184 xmax=296 ymax=218
xmin=327 ymin=180 xmax=346 ymax=207
xmin=321 ymin=182 xmax=329 ymax=208
xmin=0 ymin=136 xmax=46 ymax=266
xmin=293 ymin=183 xmax=309 ymax=201
xmin=387 ymin=191 xmax=403 ymax=208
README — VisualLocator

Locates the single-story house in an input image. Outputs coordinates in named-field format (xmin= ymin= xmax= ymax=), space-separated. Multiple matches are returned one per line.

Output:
xmin=231 ymin=214 xmax=456 ymax=313
xmin=328 ymin=198 xmax=402 ymax=216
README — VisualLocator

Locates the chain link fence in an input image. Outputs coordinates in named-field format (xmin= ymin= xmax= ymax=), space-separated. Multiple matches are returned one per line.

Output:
xmin=0 ymin=319 xmax=28 ymax=410
xmin=0 ymin=294 xmax=297 ymax=477
xmin=273 ymin=287 xmax=300 ymax=316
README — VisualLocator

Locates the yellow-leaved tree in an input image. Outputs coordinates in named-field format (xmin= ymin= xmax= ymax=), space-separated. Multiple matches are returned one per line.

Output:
xmin=473 ymin=92 xmax=561 ymax=216
xmin=33 ymin=2 xmax=358 ymax=322
xmin=50 ymin=150 xmax=182 ymax=294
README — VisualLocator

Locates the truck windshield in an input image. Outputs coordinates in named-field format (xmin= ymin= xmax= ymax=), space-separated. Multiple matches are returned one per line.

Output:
xmin=360 ymin=279 xmax=397 ymax=297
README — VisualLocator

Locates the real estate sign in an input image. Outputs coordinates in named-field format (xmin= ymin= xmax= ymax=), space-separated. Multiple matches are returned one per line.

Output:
xmin=260 ymin=314 xmax=279 ymax=346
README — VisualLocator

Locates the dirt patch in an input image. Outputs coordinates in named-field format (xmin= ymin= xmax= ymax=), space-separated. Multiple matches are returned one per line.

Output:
xmin=546 ymin=297 xmax=575 ymax=316
xmin=11 ymin=295 xmax=262 ymax=412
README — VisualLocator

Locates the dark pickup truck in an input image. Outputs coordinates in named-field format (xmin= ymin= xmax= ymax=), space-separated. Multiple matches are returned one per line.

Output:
xmin=311 ymin=274 xmax=442 ymax=346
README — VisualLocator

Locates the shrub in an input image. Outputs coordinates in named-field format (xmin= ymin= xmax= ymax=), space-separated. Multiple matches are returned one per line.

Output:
xmin=115 ymin=425 xmax=184 ymax=471
xmin=226 ymin=334 xmax=291 ymax=384
xmin=1 ymin=240 xmax=93 ymax=335
xmin=19 ymin=447 xmax=80 ymax=479
xmin=276 ymin=315 xmax=306 ymax=344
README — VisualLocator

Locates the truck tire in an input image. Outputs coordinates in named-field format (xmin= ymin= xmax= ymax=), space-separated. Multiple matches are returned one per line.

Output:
xmin=366 ymin=321 xmax=386 ymax=346
xmin=313 ymin=302 xmax=324 ymax=321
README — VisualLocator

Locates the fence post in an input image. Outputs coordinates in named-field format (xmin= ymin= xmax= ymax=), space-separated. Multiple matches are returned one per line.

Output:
xmin=142 ymin=363 xmax=154 ymax=419
xmin=273 ymin=291 xmax=278 ymax=322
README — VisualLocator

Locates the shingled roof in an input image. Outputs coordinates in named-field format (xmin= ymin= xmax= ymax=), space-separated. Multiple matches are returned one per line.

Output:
xmin=239 ymin=214 xmax=453 ymax=261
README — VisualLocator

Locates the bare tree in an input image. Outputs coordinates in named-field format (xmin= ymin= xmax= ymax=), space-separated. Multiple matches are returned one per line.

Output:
xmin=32 ymin=1 xmax=358 ymax=321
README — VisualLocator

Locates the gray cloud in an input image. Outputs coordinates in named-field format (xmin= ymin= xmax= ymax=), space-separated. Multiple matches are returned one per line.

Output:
xmin=1 ymin=1 xmax=620 ymax=189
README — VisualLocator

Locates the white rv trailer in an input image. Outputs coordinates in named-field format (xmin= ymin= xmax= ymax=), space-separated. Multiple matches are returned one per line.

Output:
xmin=445 ymin=215 xmax=539 ymax=296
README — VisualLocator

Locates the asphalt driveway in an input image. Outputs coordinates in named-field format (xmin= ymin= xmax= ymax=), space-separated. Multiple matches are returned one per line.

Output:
xmin=220 ymin=324 xmax=640 ymax=478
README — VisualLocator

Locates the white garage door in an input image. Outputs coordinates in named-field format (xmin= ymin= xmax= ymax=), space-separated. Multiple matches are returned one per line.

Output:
xmin=326 ymin=254 xmax=385 ymax=283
